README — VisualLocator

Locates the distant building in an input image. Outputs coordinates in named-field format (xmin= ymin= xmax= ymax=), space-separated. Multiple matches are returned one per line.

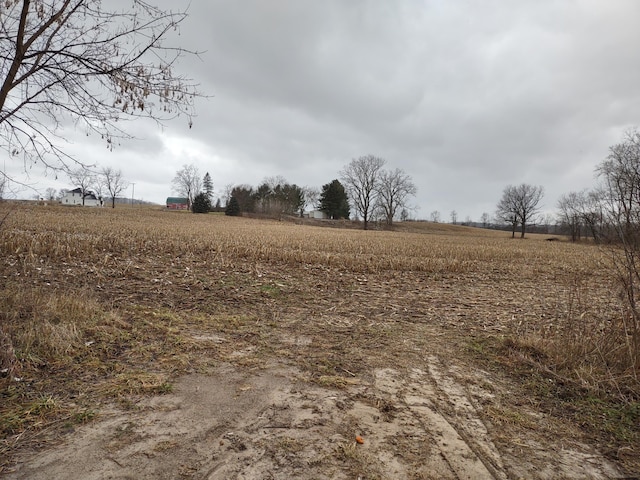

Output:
xmin=60 ymin=188 xmax=102 ymax=207
xmin=166 ymin=197 xmax=189 ymax=210
xmin=304 ymin=210 xmax=328 ymax=219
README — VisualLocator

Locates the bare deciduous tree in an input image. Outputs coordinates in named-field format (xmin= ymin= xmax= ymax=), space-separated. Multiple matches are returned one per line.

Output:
xmin=92 ymin=176 xmax=105 ymax=200
xmin=580 ymin=189 xmax=606 ymax=241
xmin=223 ymin=183 xmax=234 ymax=207
xmin=68 ymin=167 xmax=95 ymax=206
xmin=598 ymin=130 xmax=640 ymax=237
xmin=263 ymin=175 xmax=288 ymax=192
xmin=430 ymin=210 xmax=441 ymax=223
xmin=172 ymin=164 xmax=201 ymax=208
xmin=496 ymin=185 xmax=520 ymax=237
xmin=302 ymin=186 xmax=320 ymax=212
xmin=557 ymin=190 xmax=587 ymax=241
xmin=0 ymin=1 xmax=199 ymax=173
xmin=450 ymin=210 xmax=458 ymax=225
xmin=596 ymin=128 xmax=640 ymax=378
xmin=45 ymin=187 xmax=56 ymax=202
xmin=341 ymin=155 xmax=385 ymax=230
xmin=376 ymin=168 xmax=417 ymax=226
xmin=496 ymin=184 xmax=544 ymax=238
xmin=480 ymin=212 xmax=491 ymax=228
xmin=102 ymin=167 xmax=128 ymax=209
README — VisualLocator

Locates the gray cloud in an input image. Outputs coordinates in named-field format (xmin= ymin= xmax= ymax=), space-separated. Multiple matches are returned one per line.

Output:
xmin=7 ymin=1 xmax=640 ymax=220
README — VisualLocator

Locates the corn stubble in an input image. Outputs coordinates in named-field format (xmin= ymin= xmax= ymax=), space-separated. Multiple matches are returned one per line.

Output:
xmin=0 ymin=202 xmax=637 ymax=469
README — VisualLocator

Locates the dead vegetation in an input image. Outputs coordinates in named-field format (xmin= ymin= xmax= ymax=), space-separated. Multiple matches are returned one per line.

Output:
xmin=0 ymin=202 xmax=639 ymax=475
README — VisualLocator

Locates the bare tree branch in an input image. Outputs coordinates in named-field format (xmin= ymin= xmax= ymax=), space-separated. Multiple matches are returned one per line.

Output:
xmin=0 ymin=0 xmax=202 ymax=175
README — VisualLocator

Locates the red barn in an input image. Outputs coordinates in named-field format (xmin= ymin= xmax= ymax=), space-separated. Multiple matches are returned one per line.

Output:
xmin=166 ymin=197 xmax=189 ymax=210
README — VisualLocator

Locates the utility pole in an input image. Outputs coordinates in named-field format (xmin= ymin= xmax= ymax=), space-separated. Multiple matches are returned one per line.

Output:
xmin=131 ymin=183 xmax=136 ymax=207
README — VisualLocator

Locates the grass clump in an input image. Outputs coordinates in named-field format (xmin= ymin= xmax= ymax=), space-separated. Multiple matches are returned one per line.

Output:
xmin=1 ymin=287 xmax=103 ymax=372
xmin=506 ymin=279 xmax=639 ymax=401
xmin=501 ymin=279 xmax=640 ymax=471
xmin=1 ymin=395 xmax=61 ymax=435
xmin=0 ymin=283 xmax=204 ymax=467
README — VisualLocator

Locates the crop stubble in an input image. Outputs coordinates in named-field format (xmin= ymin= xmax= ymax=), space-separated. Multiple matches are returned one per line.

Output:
xmin=0 ymin=203 xmax=634 ymax=477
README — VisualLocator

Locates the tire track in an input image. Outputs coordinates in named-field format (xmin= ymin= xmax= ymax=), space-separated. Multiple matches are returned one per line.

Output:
xmin=374 ymin=366 xmax=505 ymax=479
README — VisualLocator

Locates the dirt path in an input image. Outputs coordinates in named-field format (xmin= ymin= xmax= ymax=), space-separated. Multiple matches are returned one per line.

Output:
xmin=4 ymin=358 xmax=622 ymax=479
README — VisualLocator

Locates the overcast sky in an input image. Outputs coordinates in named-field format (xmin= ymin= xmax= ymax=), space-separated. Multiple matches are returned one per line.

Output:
xmin=5 ymin=1 xmax=640 ymax=221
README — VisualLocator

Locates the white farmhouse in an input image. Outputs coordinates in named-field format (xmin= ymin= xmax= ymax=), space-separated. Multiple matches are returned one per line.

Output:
xmin=60 ymin=188 xmax=103 ymax=207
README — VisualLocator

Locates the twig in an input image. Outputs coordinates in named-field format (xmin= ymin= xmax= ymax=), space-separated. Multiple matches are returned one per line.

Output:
xmin=515 ymin=352 xmax=580 ymax=387
xmin=107 ymin=456 xmax=125 ymax=468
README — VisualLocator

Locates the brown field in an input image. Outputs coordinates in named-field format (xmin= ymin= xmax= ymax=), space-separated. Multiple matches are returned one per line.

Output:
xmin=0 ymin=203 xmax=638 ymax=479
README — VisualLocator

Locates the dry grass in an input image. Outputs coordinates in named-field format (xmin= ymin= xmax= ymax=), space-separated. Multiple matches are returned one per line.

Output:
xmin=0 ymin=202 xmax=637 ymax=472
xmin=502 ymin=258 xmax=640 ymax=402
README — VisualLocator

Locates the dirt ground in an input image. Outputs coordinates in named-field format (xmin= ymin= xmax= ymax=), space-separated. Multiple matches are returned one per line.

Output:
xmin=4 ymin=359 xmax=624 ymax=480
xmin=3 ymin=275 xmax=628 ymax=480
xmin=1 ymin=209 xmax=637 ymax=479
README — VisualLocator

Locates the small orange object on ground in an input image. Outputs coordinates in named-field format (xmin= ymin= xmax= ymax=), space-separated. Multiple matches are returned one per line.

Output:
xmin=355 ymin=435 xmax=364 ymax=444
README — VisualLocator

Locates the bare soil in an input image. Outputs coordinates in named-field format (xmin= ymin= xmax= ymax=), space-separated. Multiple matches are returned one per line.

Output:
xmin=3 ymin=360 xmax=623 ymax=480
xmin=3 ymin=268 xmax=628 ymax=479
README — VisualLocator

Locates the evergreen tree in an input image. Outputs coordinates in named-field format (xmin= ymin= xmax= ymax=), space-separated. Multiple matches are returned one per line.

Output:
xmin=274 ymin=183 xmax=305 ymax=216
xmin=319 ymin=179 xmax=350 ymax=219
xmin=203 ymin=172 xmax=214 ymax=200
xmin=231 ymin=185 xmax=255 ymax=213
xmin=225 ymin=196 xmax=241 ymax=216
xmin=252 ymin=180 xmax=304 ymax=216
xmin=285 ymin=183 xmax=305 ymax=216
xmin=254 ymin=182 xmax=272 ymax=213
xmin=191 ymin=192 xmax=211 ymax=213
